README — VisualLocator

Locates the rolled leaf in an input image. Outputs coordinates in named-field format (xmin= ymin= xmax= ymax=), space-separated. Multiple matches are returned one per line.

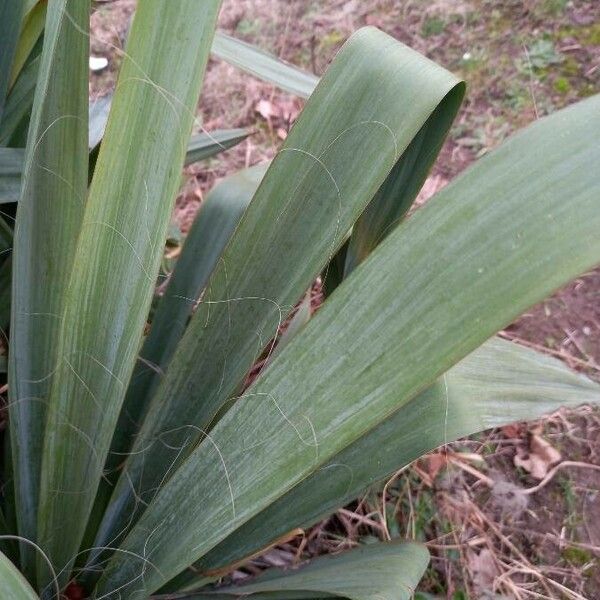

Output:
xmin=343 ymin=99 xmax=456 ymax=275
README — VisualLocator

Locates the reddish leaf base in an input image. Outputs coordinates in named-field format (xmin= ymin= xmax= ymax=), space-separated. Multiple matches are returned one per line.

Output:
xmin=64 ymin=582 xmax=85 ymax=600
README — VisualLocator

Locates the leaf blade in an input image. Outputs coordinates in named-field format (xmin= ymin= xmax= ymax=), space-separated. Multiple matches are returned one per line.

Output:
xmin=92 ymin=27 xmax=463 ymax=565
xmin=177 ymin=541 xmax=429 ymax=600
xmin=35 ymin=0 xmax=222 ymax=589
xmin=175 ymin=337 xmax=600 ymax=584
xmin=212 ymin=31 xmax=319 ymax=98
xmin=0 ymin=0 xmax=23 ymax=121
xmin=106 ymin=164 xmax=265 ymax=470
xmin=0 ymin=551 xmax=38 ymax=600
xmin=97 ymin=93 xmax=600 ymax=596
xmin=8 ymin=0 xmax=46 ymax=90
xmin=185 ymin=129 xmax=251 ymax=166
xmin=0 ymin=55 xmax=40 ymax=147
xmin=0 ymin=148 xmax=24 ymax=203
xmin=8 ymin=0 xmax=90 ymax=580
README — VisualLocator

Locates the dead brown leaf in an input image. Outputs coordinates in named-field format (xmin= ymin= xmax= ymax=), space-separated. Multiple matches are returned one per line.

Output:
xmin=468 ymin=548 xmax=499 ymax=596
xmin=425 ymin=452 xmax=447 ymax=483
xmin=514 ymin=433 xmax=562 ymax=480
xmin=256 ymin=99 xmax=280 ymax=120
xmin=500 ymin=423 xmax=523 ymax=439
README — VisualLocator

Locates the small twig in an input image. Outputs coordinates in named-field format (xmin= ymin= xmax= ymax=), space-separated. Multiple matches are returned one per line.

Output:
xmin=504 ymin=526 xmax=600 ymax=557
xmin=448 ymin=455 xmax=494 ymax=487
xmin=562 ymin=326 xmax=599 ymax=367
xmin=337 ymin=508 xmax=387 ymax=535
xmin=404 ymin=476 xmax=416 ymax=540
xmin=381 ymin=465 xmax=410 ymax=540
xmin=559 ymin=44 xmax=582 ymax=52
xmin=499 ymin=331 xmax=600 ymax=372
xmin=522 ymin=43 xmax=539 ymax=120
xmin=585 ymin=64 xmax=599 ymax=77
xmin=523 ymin=460 xmax=600 ymax=495
xmin=469 ymin=500 xmax=555 ymax=598
xmin=426 ymin=536 xmax=487 ymax=550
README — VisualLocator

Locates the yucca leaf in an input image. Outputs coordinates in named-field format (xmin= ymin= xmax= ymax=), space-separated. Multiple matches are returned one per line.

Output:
xmin=0 ymin=258 xmax=11 ymax=331
xmin=323 ymin=88 xmax=461 ymax=295
xmin=0 ymin=507 xmax=19 ymax=563
xmin=92 ymin=28 xmax=463 ymax=561
xmin=342 ymin=99 xmax=456 ymax=276
xmin=0 ymin=214 xmax=13 ymax=251
xmin=268 ymin=290 xmax=312 ymax=363
xmin=107 ymin=165 xmax=265 ymax=471
xmin=8 ymin=0 xmax=89 ymax=581
xmin=21 ymin=0 xmax=42 ymax=19
xmin=2 ymin=126 xmax=250 ymax=195
xmin=0 ymin=213 xmax=14 ymax=248
xmin=0 ymin=55 xmax=40 ymax=147
xmin=0 ymin=0 xmax=23 ymax=121
xmin=0 ymin=148 xmax=23 ymax=203
xmin=8 ymin=0 xmax=46 ymax=90
xmin=185 ymin=129 xmax=251 ymax=166
xmin=88 ymin=93 xmax=112 ymax=150
xmin=170 ymin=541 xmax=428 ymax=600
xmin=96 ymin=94 xmax=600 ymax=597
xmin=88 ymin=89 xmax=248 ymax=160
xmin=89 ymin=166 xmax=261 ymax=552
xmin=170 ymin=337 xmax=599 ymax=586
xmin=0 ymin=551 xmax=38 ymax=600
xmin=35 ymin=0 xmax=222 ymax=591
xmin=212 ymin=32 xmax=319 ymax=99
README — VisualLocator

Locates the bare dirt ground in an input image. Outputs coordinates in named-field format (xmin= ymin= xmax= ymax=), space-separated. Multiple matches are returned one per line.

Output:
xmin=88 ymin=0 xmax=600 ymax=597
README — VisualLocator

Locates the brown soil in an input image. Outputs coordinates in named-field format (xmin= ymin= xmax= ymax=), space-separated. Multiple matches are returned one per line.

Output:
xmin=507 ymin=270 xmax=600 ymax=383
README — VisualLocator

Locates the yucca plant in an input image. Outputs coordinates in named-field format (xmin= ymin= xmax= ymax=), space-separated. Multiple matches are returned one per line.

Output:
xmin=0 ymin=1 xmax=599 ymax=598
